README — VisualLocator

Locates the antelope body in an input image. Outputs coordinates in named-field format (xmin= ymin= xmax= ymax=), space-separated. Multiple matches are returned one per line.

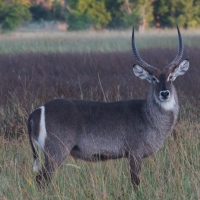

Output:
xmin=27 ymin=26 xmax=189 ymax=188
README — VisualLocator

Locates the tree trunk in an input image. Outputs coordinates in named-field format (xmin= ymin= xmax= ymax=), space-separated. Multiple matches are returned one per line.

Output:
xmin=125 ymin=0 xmax=132 ymax=14
xmin=139 ymin=5 xmax=146 ymax=32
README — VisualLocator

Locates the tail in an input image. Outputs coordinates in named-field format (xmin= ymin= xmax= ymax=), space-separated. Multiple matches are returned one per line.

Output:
xmin=28 ymin=117 xmax=39 ymax=172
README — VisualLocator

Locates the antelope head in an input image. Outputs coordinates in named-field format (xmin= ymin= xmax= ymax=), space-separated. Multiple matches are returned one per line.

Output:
xmin=132 ymin=25 xmax=189 ymax=109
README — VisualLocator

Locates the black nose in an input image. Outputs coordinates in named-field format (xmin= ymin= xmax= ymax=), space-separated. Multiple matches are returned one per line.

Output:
xmin=160 ymin=90 xmax=170 ymax=99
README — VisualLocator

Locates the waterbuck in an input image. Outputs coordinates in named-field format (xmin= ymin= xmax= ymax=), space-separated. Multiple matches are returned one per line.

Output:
xmin=27 ymin=25 xmax=189 ymax=188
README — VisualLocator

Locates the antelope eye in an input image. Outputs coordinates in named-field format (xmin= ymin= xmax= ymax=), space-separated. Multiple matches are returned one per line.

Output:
xmin=152 ymin=77 xmax=156 ymax=81
xmin=169 ymin=75 xmax=173 ymax=80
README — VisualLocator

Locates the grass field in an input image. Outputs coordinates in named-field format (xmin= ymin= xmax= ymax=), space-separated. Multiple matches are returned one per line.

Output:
xmin=0 ymin=30 xmax=199 ymax=199
xmin=1 ymin=29 xmax=200 ymax=54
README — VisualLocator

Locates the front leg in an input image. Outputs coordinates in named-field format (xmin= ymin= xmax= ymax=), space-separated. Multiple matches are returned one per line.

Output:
xmin=128 ymin=154 xmax=142 ymax=189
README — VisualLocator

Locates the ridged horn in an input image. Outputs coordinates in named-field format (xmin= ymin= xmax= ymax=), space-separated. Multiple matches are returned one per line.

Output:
xmin=132 ymin=27 xmax=158 ymax=74
xmin=165 ymin=24 xmax=184 ymax=70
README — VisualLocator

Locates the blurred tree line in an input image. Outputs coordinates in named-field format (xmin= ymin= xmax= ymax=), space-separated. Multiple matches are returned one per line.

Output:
xmin=0 ymin=0 xmax=200 ymax=32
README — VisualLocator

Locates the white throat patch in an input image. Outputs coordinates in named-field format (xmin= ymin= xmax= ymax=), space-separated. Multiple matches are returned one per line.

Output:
xmin=154 ymin=93 xmax=176 ymax=111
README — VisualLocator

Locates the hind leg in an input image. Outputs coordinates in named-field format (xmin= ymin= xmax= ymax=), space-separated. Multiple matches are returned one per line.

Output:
xmin=36 ymin=153 xmax=55 ymax=187
xmin=36 ymin=144 xmax=70 ymax=188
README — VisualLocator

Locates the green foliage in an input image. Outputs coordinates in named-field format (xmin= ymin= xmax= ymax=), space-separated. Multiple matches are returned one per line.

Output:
xmin=173 ymin=0 xmax=200 ymax=28
xmin=104 ymin=0 xmax=124 ymax=28
xmin=153 ymin=0 xmax=200 ymax=28
xmin=0 ymin=0 xmax=31 ymax=32
xmin=1 ymin=0 xmax=200 ymax=32
xmin=30 ymin=3 xmax=52 ymax=21
xmin=67 ymin=0 xmax=112 ymax=30
xmin=67 ymin=12 xmax=95 ymax=31
xmin=30 ymin=0 xmax=67 ymax=22
xmin=105 ymin=0 xmax=153 ymax=29
xmin=153 ymin=0 xmax=170 ymax=27
xmin=122 ymin=12 xmax=140 ymax=28
xmin=130 ymin=0 xmax=154 ymax=28
xmin=67 ymin=0 xmax=200 ymax=30
xmin=68 ymin=0 xmax=79 ymax=10
xmin=51 ymin=0 xmax=67 ymax=21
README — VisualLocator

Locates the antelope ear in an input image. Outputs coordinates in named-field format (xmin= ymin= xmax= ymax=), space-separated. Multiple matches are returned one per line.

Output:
xmin=169 ymin=59 xmax=189 ymax=81
xmin=133 ymin=64 xmax=152 ymax=83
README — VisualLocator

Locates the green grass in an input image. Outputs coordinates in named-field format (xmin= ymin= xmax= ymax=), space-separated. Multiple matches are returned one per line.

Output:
xmin=1 ymin=29 xmax=200 ymax=54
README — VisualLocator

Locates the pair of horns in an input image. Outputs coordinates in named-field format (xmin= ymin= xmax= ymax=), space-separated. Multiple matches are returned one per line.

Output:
xmin=132 ymin=25 xmax=184 ymax=73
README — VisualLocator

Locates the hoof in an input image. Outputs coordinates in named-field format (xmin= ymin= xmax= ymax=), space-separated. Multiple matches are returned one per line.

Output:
xmin=36 ymin=171 xmax=50 ymax=188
